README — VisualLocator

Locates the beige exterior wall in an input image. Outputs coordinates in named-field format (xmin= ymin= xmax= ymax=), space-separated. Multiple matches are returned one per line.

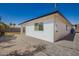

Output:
xmin=54 ymin=13 xmax=72 ymax=41
xmin=22 ymin=14 xmax=55 ymax=26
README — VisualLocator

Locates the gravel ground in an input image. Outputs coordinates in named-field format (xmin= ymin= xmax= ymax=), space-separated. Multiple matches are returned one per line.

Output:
xmin=0 ymin=33 xmax=79 ymax=56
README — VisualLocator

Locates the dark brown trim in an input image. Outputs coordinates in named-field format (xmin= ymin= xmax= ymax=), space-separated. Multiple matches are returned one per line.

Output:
xmin=19 ymin=10 xmax=72 ymax=25
xmin=56 ymin=11 xmax=72 ymax=25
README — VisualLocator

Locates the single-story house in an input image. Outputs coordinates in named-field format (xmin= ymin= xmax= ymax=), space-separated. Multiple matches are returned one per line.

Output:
xmin=19 ymin=11 xmax=72 ymax=43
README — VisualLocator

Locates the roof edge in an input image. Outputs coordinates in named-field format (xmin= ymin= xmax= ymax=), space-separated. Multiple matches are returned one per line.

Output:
xmin=19 ymin=10 xmax=72 ymax=25
xmin=18 ymin=10 xmax=59 ymax=25
xmin=56 ymin=11 xmax=72 ymax=25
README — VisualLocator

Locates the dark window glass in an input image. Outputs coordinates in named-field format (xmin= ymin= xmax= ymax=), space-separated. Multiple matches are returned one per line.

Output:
xmin=66 ymin=25 xmax=68 ymax=31
xmin=23 ymin=27 xmax=25 ymax=33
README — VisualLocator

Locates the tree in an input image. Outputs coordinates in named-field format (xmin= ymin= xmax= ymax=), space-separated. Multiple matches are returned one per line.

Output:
xmin=0 ymin=21 xmax=9 ymax=36
xmin=13 ymin=23 xmax=16 ymax=27
xmin=9 ymin=23 xmax=12 ymax=26
xmin=0 ymin=16 xmax=1 ymax=22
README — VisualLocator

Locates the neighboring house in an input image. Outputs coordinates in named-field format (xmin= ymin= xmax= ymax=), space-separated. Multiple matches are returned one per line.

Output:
xmin=74 ymin=24 xmax=79 ymax=33
xmin=19 ymin=11 xmax=72 ymax=43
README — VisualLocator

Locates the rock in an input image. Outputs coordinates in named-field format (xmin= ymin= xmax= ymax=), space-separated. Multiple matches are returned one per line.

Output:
xmin=28 ymin=47 xmax=36 ymax=52
xmin=23 ymin=51 xmax=33 ymax=56
xmin=34 ymin=52 xmax=47 ymax=56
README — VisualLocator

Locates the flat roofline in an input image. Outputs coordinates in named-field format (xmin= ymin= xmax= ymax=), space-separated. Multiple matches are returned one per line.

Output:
xmin=19 ymin=10 xmax=72 ymax=25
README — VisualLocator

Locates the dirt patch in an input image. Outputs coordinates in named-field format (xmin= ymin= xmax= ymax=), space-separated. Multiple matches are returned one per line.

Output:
xmin=7 ymin=44 xmax=46 ymax=56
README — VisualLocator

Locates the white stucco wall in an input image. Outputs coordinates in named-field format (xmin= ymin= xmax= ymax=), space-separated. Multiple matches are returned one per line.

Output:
xmin=26 ymin=20 xmax=54 ymax=43
xmin=21 ymin=13 xmax=72 ymax=43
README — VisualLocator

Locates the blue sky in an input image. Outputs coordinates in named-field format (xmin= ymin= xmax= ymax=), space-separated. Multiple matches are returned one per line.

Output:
xmin=0 ymin=3 xmax=79 ymax=25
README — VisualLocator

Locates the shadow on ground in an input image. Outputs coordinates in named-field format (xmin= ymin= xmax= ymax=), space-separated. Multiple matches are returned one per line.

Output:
xmin=56 ymin=33 xmax=76 ymax=42
xmin=0 ymin=35 xmax=17 ymax=42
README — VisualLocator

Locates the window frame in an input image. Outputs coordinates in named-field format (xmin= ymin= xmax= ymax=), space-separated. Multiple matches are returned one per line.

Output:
xmin=66 ymin=25 xmax=68 ymax=31
xmin=34 ymin=22 xmax=44 ymax=31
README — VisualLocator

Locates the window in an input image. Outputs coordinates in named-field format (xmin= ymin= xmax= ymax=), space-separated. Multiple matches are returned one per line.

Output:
xmin=56 ymin=24 xmax=58 ymax=32
xmin=66 ymin=25 xmax=68 ymax=31
xmin=34 ymin=22 xmax=44 ymax=31
xmin=23 ymin=27 xmax=25 ymax=33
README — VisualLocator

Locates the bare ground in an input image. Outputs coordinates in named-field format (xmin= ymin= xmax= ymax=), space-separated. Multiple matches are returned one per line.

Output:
xmin=0 ymin=33 xmax=79 ymax=56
